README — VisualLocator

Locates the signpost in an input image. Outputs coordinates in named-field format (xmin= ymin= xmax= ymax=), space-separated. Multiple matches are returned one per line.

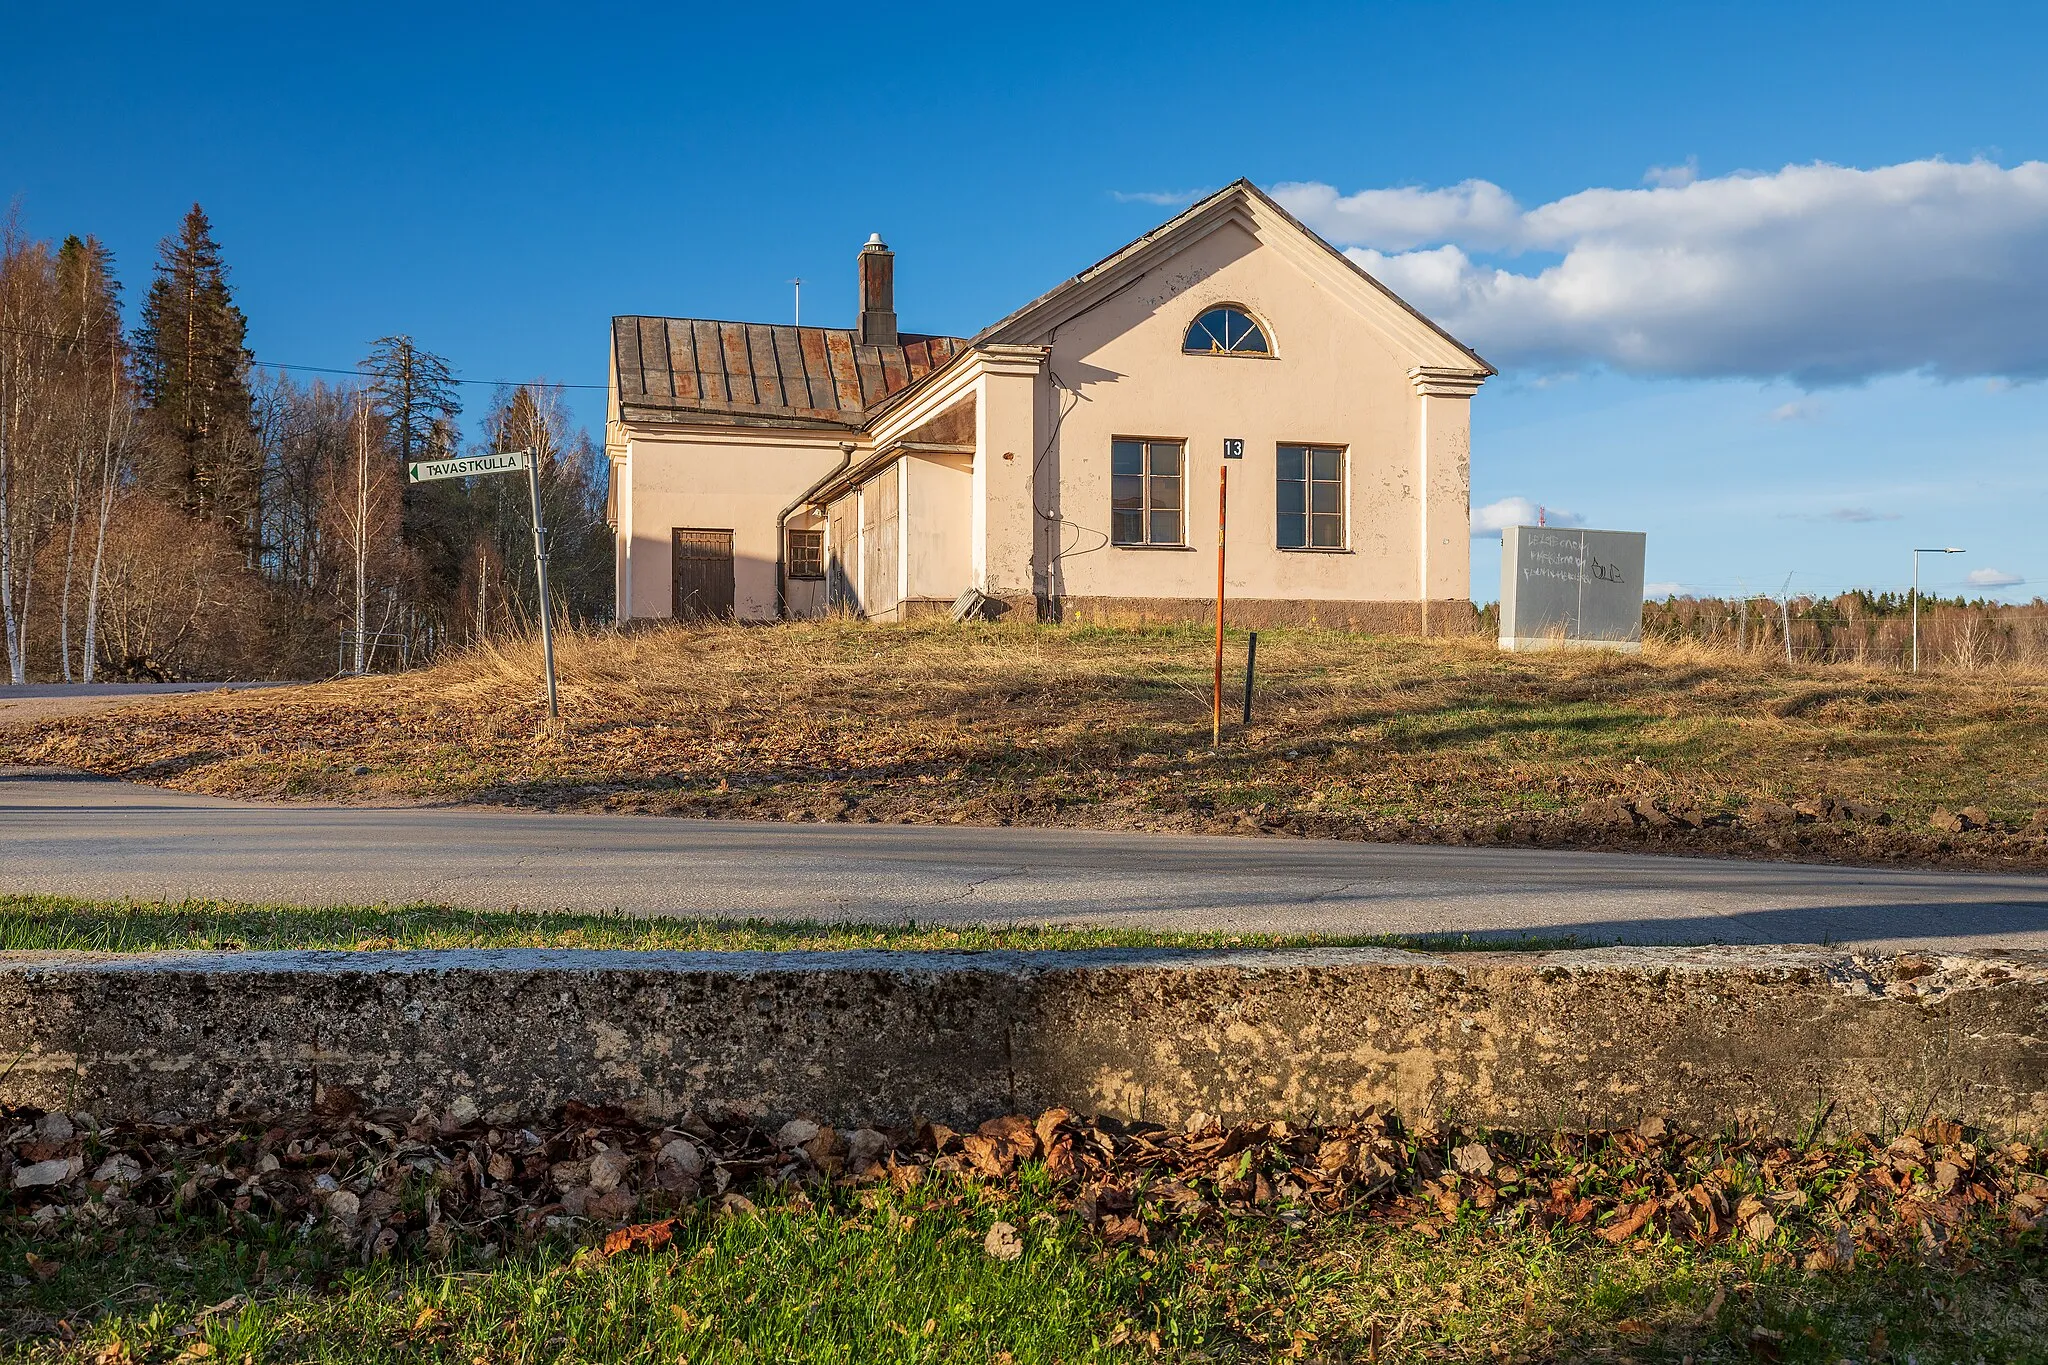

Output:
xmin=1212 ymin=465 xmax=1228 ymax=747
xmin=409 ymin=447 xmax=559 ymax=721
xmin=406 ymin=451 xmax=529 ymax=484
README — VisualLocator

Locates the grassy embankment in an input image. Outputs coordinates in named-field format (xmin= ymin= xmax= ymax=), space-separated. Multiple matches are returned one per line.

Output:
xmin=0 ymin=894 xmax=1574 ymax=956
xmin=5 ymin=621 xmax=2047 ymax=867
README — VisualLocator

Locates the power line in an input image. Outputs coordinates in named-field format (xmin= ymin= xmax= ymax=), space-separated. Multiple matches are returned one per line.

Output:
xmin=0 ymin=319 xmax=606 ymax=390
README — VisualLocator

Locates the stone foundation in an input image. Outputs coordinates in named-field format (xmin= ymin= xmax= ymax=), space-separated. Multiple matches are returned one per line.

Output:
xmin=1045 ymin=597 xmax=1481 ymax=634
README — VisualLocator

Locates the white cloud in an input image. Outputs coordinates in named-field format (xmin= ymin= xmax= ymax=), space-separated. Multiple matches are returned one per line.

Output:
xmin=1268 ymin=179 xmax=1524 ymax=252
xmin=1273 ymin=159 xmax=2048 ymax=384
xmin=1769 ymin=398 xmax=1824 ymax=421
xmin=1966 ymin=567 xmax=2025 ymax=587
xmin=1643 ymin=158 xmax=1700 ymax=189
xmin=1471 ymin=496 xmax=1585 ymax=536
xmin=1111 ymin=188 xmax=1209 ymax=206
xmin=1643 ymin=581 xmax=1684 ymax=599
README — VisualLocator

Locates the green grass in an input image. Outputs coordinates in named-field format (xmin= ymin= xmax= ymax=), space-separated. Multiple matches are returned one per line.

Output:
xmin=5 ymin=1175 xmax=2043 ymax=1363
xmin=0 ymin=895 xmax=1589 ymax=956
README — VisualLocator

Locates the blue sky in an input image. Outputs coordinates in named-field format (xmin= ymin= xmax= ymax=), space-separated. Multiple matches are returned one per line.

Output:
xmin=4 ymin=0 xmax=2043 ymax=603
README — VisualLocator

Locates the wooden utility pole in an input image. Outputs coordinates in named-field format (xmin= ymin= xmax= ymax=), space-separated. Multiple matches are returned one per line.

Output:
xmin=1212 ymin=465 xmax=1227 ymax=747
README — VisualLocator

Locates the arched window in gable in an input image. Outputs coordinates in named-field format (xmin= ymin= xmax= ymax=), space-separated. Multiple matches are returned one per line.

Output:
xmin=1183 ymin=304 xmax=1271 ymax=356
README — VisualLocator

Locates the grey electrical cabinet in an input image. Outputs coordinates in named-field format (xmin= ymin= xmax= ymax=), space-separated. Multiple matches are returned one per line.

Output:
xmin=1499 ymin=526 xmax=1647 ymax=652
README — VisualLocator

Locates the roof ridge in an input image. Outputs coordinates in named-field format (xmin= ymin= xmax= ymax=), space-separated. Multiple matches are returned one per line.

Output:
xmin=611 ymin=313 xmax=963 ymax=343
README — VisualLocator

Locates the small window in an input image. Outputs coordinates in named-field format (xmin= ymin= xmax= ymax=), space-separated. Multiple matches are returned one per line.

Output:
xmin=786 ymin=527 xmax=825 ymax=579
xmin=1183 ymin=305 xmax=1270 ymax=356
xmin=1111 ymin=439 xmax=1185 ymax=546
xmin=1277 ymin=446 xmax=1345 ymax=549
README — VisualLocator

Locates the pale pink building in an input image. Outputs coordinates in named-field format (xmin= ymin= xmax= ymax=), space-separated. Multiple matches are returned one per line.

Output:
xmin=606 ymin=180 xmax=1492 ymax=629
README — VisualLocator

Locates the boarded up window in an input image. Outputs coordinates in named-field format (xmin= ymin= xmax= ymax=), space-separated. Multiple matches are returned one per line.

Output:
xmin=672 ymin=528 xmax=735 ymax=621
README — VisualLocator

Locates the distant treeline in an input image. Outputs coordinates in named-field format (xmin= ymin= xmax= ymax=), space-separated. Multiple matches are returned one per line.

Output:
xmin=1643 ymin=591 xmax=2048 ymax=668
xmin=0 ymin=203 xmax=611 ymax=683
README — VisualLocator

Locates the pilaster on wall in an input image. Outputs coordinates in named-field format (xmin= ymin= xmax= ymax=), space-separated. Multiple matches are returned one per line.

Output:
xmin=972 ymin=346 xmax=1049 ymax=606
xmin=614 ymin=450 xmax=633 ymax=620
xmin=1409 ymin=367 xmax=1486 ymax=615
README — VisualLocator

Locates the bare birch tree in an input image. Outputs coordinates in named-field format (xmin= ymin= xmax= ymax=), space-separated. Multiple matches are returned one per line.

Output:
xmin=0 ymin=216 xmax=60 ymax=684
xmin=321 ymin=396 xmax=400 ymax=673
xmin=80 ymin=345 xmax=138 ymax=683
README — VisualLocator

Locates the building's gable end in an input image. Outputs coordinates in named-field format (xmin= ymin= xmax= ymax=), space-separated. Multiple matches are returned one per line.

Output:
xmin=977 ymin=181 xmax=1491 ymax=378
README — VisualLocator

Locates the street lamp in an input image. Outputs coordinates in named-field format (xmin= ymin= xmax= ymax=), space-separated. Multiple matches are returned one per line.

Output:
xmin=1911 ymin=547 xmax=1965 ymax=672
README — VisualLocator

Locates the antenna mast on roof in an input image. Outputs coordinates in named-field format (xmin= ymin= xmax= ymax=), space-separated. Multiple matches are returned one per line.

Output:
xmin=789 ymin=277 xmax=803 ymax=326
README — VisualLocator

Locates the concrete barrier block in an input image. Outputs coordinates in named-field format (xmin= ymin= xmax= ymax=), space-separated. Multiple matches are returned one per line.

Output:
xmin=3 ymin=947 xmax=2044 ymax=1136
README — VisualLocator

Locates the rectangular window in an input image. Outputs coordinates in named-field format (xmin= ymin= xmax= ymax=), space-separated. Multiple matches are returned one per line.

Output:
xmin=1111 ymin=439 xmax=1185 ymax=546
xmin=786 ymin=527 xmax=825 ymax=579
xmin=1276 ymin=445 xmax=1346 ymax=549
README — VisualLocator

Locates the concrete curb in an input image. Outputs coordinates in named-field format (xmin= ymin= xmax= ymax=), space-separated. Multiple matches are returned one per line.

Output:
xmin=4 ymin=946 xmax=2045 ymax=1136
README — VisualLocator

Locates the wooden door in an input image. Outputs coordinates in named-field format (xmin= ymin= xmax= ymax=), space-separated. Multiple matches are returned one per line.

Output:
xmin=672 ymin=528 xmax=735 ymax=621
xmin=861 ymin=471 xmax=900 ymax=619
xmin=827 ymin=496 xmax=857 ymax=613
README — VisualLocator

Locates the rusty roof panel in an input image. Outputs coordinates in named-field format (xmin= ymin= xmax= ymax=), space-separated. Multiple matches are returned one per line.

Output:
xmin=665 ymin=320 xmax=700 ymax=405
xmin=746 ymin=325 xmax=785 ymax=409
xmin=823 ymin=331 xmax=863 ymax=410
xmin=771 ymin=328 xmax=810 ymax=410
xmin=614 ymin=319 xmax=644 ymax=399
xmin=876 ymin=346 xmax=910 ymax=393
xmin=690 ymin=321 xmax=730 ymax=407
xmin=719 ymin=324 xmax=755 ymax=406
xmin=613 ymin=317 xmax=968 ymax=429
xmin=637 ymin=318 xmax=673 ymax=400
xmin=853 ymin=348 xmax=888 ymax=406
xmin=796 ymin=329 xmax=837 ymax=411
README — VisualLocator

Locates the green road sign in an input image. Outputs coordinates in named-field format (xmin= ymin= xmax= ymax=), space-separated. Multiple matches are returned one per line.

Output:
xmin=406 ymin=451 xmax=531 ymax=484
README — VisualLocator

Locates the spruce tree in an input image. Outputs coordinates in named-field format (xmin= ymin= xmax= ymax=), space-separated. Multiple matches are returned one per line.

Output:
xmin=55 ymin=236 xmax=122 ymax=354
xmin=133 ymin=205 xmax=256 ymax=531
xmin=362 ymin=335 xmax=464 ymax=628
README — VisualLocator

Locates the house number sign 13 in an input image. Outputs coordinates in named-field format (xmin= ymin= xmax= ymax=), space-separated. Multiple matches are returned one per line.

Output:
xmin=1223 ymin=438 xmax=1244 ymax=460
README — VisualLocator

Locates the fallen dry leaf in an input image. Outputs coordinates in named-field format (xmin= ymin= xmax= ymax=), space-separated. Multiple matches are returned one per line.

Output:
xmin=983 ymin=1220 xmax=1024 ymax=1261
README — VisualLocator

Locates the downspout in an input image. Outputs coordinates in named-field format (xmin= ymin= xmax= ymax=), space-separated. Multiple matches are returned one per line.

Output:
xmin=776 ymin=439 xmax=857 ymax=619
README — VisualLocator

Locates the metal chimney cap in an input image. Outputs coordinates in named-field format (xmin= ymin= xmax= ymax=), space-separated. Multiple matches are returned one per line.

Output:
xmin=864 ymin=232 xmax=887 ymax=248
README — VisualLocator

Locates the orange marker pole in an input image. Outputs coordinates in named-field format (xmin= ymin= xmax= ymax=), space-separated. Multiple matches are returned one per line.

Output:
xmin=1213 ymin=464 xmax=1227 ymax=747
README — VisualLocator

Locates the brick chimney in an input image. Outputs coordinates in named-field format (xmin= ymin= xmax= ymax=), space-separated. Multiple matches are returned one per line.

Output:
xmin=856 ymin=233 xmax=897 ymax=346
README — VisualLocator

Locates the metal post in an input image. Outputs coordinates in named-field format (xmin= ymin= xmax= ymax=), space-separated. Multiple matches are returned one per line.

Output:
xmin=525 ymin=446 xmax=560 ymax=721
xmin=1212 ymin=465 xmax=1227 ymax=748
xmin=1911 ymin=548 xmax=1966 ymax=673
xmin=1241 ymin=630 xmax=1257 ymax=727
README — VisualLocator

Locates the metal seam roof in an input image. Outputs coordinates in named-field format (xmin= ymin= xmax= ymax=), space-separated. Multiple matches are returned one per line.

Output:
xmin=612 ymin=317 xmax=965 ymax=429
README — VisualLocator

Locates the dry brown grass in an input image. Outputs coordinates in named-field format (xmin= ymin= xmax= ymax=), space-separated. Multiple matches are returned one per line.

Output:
xmin=7 ymin=620 xmax=2048 ymax=867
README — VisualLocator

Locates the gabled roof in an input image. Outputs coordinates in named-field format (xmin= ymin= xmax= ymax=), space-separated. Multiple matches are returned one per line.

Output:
xmin=612 ymin=317 xmax=965 ymax=430
xmin=615 ymin=180 xmax=1490 ymax=434
xmin=970 ymin=177 xmax=1494 ymax=375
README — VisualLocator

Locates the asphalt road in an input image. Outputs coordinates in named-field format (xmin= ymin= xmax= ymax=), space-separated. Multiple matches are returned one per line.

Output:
xmin=0 ymin=681 xmax=286 ymax=726
xmin=5 ymin=768 xmax=2047 ymax=949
